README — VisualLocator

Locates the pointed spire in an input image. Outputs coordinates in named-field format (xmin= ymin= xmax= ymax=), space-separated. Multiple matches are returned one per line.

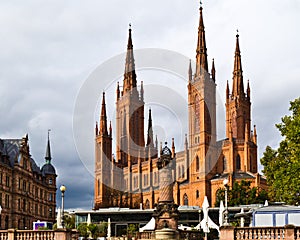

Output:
xmin=188 ymin=59 xmax=193 ymax=82
xmin=226 ymin=80 xmax=230 ymax=100
xmin=146 ymin=109 xmax=154 ymax=147
xmin=232 ymin=31 xmax=244 ymax=97
xmin=171 ymin=138 xmax=175 ymax=158
xmin=184 ymin=134 xmax=188 ymax=149
xmin=140 ymin=81 xmax=144 ymax=101
xmin=247 ymin=79 xmax=250 ymax=98
xmin=99 ymin=92 xmax=108 ymax=135
xmin=45 ymin=129 xmax=51 ymax=163
xmin=116 ymin=81 xmax=120 ymax=100
xmin=211 ymin=58 xmax=216 ymax=82
xmin=155 ymin=135 xmax=158 ymax=149
xmin=109 ymin=121 xmax=112 ymax=137
xmin=123 ymin=24 xmax=137 ymax=93
xmin=253 ymin=125 xmax=257 ymax=144
xmin=195 ymin=4 xmax=208 ymax=76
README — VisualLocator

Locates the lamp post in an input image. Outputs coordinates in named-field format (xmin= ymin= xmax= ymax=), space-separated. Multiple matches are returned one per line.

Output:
xmin=223 ymin=179 xmax=229 ymax=226
xmin=60 ymin=185 xmax=66 ymax=228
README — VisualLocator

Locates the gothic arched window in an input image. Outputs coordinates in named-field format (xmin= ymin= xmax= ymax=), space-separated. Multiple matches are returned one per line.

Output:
xmin=183 ymin=194 xmax=189 ymax=206
xmin=236 ymin=154 xmax=241 ymax=170
xmin=196 ymin=156 xmax=200 ymax=172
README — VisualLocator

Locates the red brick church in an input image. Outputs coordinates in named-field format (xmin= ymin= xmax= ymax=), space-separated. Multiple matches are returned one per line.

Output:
xmin=94 ymin=5 xmax=267 ymax=209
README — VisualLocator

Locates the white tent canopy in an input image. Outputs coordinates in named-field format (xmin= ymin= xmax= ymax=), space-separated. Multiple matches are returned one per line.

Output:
xmin=139 ymin=217 xmax=155 ymax=232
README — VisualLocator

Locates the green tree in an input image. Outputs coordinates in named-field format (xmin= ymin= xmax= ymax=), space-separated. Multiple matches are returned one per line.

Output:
xmin=215 ymin=180 xmax=268 ymax=207
xmin=88 ymin=224 xmax=100 ymax=239
xmin=261 ymin=97 xmax=300 ymax=205
xmin=77 ymin=223 xmax=89 ymax=238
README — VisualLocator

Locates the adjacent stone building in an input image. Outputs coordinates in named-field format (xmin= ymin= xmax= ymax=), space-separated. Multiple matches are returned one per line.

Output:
xmin=94 ymin=6 xmax=267 ymax=210
xmin=0 ymin=134 xmax=57 ymax=229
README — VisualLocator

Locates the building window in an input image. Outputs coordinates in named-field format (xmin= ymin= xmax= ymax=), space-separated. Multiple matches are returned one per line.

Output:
xmin=49 ymin=193 xmax=53 ymax=201
xmin=181 ymin=165 xmax=185 ymax=178
xmin=49 ymin=208 xmax=53 ymax=217
xmin=0 ymin=172 xmax=2 ymax=184
xmin=196 ymin=190 xmax=199 ymax=199
xmin=154 ymin=172 xmax=158 ymax=185
xmin=183 ymin=194 xmax=188 ymax=206
xmin=49 ymin=178 xmax=53 ymax=185
xmin=196 ymin=156 xmax=200 ymax=172
xmin=5 ymin=194 xmax=9 ymax=208
xmin=23 ymin=181 xmax=26 ymax=191
xmin=18 ymin=199 xmax=21 ymax=210
xmin=143 ymin=174 xmax=148 ymax=187
xmin=223 ymin=157 xmax=227 ymax=172
xmin=236 ymin=154 xmax=241 ymax=170
xmin=6 ymin=176 xmax=10 ymax=187
xmin=23 ymin=199 xmax=26 ymax=211
xmin=177 ymin=166 xmax=181 ymax=179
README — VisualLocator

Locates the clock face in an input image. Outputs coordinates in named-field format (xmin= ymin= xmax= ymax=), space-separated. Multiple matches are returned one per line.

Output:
xmin=163 ymin=147 xmax=171 ymax=155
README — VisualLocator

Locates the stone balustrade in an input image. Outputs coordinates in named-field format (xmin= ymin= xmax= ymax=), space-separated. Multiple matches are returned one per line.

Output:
xmin=0 ymin=229 xmax=78 ymax=240
xmin=220 ymin=225 xmax=300 ymax=240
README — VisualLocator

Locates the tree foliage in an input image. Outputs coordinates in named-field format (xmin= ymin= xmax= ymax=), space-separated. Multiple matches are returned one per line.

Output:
xmin=261 ymin=97 xmax=300 ymax=205
xmin=215 ymin=180 xmax=268 ymax=207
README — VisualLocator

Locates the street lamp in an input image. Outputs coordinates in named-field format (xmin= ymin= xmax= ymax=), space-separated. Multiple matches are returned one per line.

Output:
xmin=223 ymin=179 xmax=229 ymax=226
xmin=60 ymin=185 xmax=66 ymax=228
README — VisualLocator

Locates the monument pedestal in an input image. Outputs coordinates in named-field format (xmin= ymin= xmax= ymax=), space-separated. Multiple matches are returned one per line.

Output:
xmin=155 ymin=228 xmax=179 ymax=240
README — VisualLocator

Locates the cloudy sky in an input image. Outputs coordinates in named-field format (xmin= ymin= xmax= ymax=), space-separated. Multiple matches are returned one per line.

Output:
xmin=0 ymin=0 xmax=299 ymax=210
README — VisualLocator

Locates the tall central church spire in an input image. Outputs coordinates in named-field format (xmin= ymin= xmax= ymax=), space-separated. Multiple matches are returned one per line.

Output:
xmin=123 ymin=24 xmax=137 ymax=93
xmin=195 ymin=5 xmax=208 ymax=76
xmin=232 ymin=33 xmax=244 ymax=97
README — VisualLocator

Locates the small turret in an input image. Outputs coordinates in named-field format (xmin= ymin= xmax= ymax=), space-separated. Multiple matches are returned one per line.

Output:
xmin=211 ymin=58 xmax=216 ymax=82
xmin=99 ymin=92 xmax=108 ymax=136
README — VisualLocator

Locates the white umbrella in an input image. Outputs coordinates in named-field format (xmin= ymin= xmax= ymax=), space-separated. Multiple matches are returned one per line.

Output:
xmin=200 ymin=196 xmax=220 ymax=234
xmin=87 ymin=213 xmax=91 ymax=225
xmin=107 ymin=218 xmax=111 ymax=238
xmin=219 ymin=200 xmax=225 ymax=226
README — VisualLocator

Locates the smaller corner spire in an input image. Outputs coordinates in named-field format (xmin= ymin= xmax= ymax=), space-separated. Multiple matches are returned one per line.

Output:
xmin=171 ymin=138 xmax=175 ymax=158
xmin=116 ymin=81 xmax=120 ymax=100
xmin=226 ymin=80 xmax=230 ymax=100
xmin=188 ymin=59 xmax=193 ymax=82
xmin=211 ymin=58 xmax=216 ymax=82
xmin=45 ymin=129 xmax=51 ymax=163
xmin=146 ymin=108 xmax=154 ymax=147
xmin=140 ymin=81 xmax=144 ymax=101
xmin=253 ymin=125 xmax=257 ymax=144
xmin=100 ymin=92 xmax=108 ymax=135
xmin=247 ymin=79 xmax=251 ymax=98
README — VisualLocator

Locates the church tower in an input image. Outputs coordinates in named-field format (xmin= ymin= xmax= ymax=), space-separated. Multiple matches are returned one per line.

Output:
xmin=187 ymin=5 xmax=217 ymax=203
xmin=116 ymin=26 xmax=145 ymax=167
xmin=224 ymin=33 xmax=257 ymax=174
xmin=94 ymin=92 xmax=113 ymax=208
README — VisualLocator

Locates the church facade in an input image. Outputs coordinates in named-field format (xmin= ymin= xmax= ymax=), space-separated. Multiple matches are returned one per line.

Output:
xmin=94 ymin=6 xmax=267 ymax=209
